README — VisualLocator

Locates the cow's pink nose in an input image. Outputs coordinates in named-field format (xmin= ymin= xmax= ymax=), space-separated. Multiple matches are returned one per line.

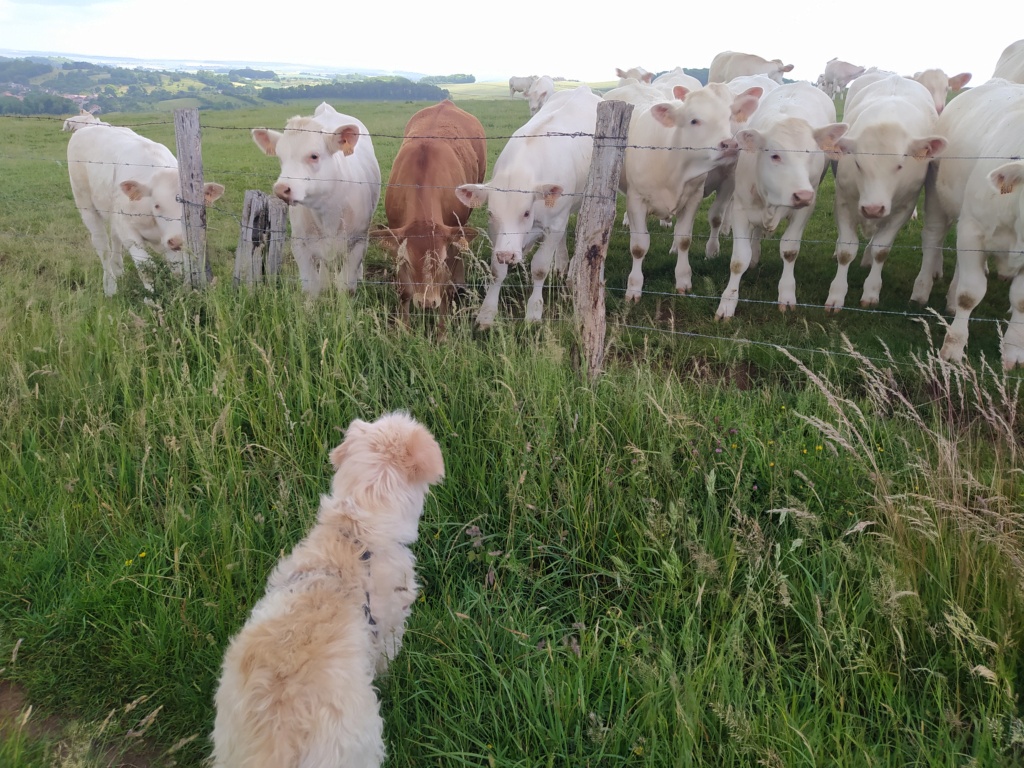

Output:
xmin=495 ymin=251 xmax=520 ymax=265
xmin=272 ymin=182 xmax=292 ymax=204
xmin=719 ymin=138 xmax=739 ymax=154
xmin=861 ymin=204 xmax=886 ymax=219
xmin=792 ymin=190 xmax=814 ymax=208
xmin=167 ymin=236 xmax=183 ymax=251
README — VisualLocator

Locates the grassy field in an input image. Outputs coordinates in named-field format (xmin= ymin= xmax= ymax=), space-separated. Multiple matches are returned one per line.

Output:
xmin=1 ymin=96 xmax=1023 ymax=767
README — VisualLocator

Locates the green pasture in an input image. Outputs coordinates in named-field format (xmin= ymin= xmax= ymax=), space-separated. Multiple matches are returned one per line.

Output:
xmin=0 ymin=98 xmax=1022 ymax=766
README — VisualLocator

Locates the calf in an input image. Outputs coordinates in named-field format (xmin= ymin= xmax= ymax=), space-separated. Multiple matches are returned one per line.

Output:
xmin=911 ymin=69 xmax=972 ymax=114
xmin=827 ymin=74 xmax=946 ymax=310
xmin=617 ymin=82 xmax=762 ymax=299
xmin=527 ymin=76 xmax=555 ymax=116
xmin=709 ymin=51 xmax=794 ymax=84
xmin=456 ymin=86 xmax=600 ymax=327
xmin=252 ymin=102 xmax=381 ymax=296
xmin=67 ymin=124 xmax=225 ymax=296
xmin=715 ymin=82 xmax=847 ymax=319
xmin=616 ymin=67 xmax=653 ymax=85
xmin=914 ymin=79 xmax=1024 ymax=368
xmin=371 ymin=101 xmax=486 ymax=324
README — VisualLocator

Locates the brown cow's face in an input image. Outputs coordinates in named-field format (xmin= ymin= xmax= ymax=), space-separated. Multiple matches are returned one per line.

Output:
xmin=385 ymin=221 xmax=475 ymax=313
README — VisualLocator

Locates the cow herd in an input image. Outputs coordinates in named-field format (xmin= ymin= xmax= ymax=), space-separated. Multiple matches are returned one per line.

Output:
xmin=64 ymin=42 xmax=1024 ymax=370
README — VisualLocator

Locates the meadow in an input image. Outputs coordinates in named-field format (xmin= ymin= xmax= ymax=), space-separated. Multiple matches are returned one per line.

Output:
xmin=0 ymin=89 xmax=1023 ymax=766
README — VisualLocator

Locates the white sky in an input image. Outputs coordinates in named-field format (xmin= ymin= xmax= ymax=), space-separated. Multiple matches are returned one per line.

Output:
xmin=0 ymin=0 xmax=1013 ymax=85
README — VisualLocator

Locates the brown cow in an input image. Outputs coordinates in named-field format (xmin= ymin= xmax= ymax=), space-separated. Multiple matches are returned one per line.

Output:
xmin=372 ymin=100 xmax=486 ymax=323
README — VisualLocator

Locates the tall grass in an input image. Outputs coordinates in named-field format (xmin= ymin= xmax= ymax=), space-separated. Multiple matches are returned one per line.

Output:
xmin=1 ymin=101 xmax=1023 ymax=766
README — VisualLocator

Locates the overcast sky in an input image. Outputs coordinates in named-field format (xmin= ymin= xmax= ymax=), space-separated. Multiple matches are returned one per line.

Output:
xmin=0 ymin=0 xmax=1014 ymax=84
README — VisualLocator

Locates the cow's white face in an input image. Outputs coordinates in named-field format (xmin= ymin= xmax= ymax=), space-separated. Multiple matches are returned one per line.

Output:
xmin=456 ymin=182 xmax=565 ymax=265
xmin=837 ymin=127 xmax=944 ymax=220
xmin=740 ymin=121 xmax=847 ymax=211
xmin=119 ymin=169 xmax=224 ymax=254
xmin=252 ymin=119 xmax=360 ymax=211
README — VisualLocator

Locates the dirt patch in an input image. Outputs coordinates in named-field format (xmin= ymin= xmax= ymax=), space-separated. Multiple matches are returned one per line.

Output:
xmin=0 ymin=680 xmax=180 ymax=767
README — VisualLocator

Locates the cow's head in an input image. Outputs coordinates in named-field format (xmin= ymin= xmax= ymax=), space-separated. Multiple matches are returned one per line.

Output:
xmin=119 ymin=169 xmax=225 ymax=254
xmin=372 ymin=221 xmax=477 ymax=315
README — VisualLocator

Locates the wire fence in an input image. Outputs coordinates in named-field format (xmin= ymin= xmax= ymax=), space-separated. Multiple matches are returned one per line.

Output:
xmin=3 ymin=109 xmax=1023 ymax=378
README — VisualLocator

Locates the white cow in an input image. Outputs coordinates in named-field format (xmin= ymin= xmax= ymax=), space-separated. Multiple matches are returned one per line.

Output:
xmin=993 ymin=39 xmax=1024 ymax=83
xmin=709 ymin=51 xmax=794 ymax=84
xmin=715 ymin=82 xmax=847 ymax=319
xmin=62 ymin=110 xmax=108 ymax=132
xmin=619 ymin=82 xmax=762 ymax=300
xmin=509 ymin=75 xmax=537 ymax=97
xmin=455 ymin=86 xmax=601 ymax=327
xmin=913 ymin=79 xmax=1024 ymax=368
xmin=819 ymin=58 xmax=867 ymax=97
xmin=911 ymin=69 xmax=972 ymax=114
xmin=616 ymin=67 xmax=653 ymax=85
xmin=251 ymin=102 xmax=381 ymax=296
xmin=526 ymin=76 xmax=555 ymax=115
xmin=827 ymin=74 xmax=946 ymax=310
xmin=703 ymin=75 xmax=780 ymax=259
xmin=67 ymin=124 xmax=225 ymax=296
xmin=603 ymin=79 xmax=669 ymax=105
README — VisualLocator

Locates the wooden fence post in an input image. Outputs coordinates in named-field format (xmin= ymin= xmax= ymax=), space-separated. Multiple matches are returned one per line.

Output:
xmin=233 ymin=190 xmax=288 ymax=286
xmin=570 ymin=99 xmax=633 ymax=381
xmin=174 ymin=107 xmax=209 ymax=290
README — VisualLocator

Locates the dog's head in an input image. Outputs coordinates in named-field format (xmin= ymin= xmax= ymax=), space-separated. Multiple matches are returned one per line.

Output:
xmin=325 ymin=411 xmax=445 ymax=542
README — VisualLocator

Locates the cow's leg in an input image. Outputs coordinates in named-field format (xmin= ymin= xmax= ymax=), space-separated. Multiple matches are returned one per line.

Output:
xmin=625 ymin=196 xmax=650 ymax=302
xmin=477 ymin=256 xmax=508 ymax=329
xmin=705 ymin=176 xmax=735 ymax=260
xmin=550 ymin=229 xmax=570 ymax=277
xmin=912 ymin=164 xmax=948 ymax=304
xmin=826 ymin=195 xmax=861 ymax=312
xmin=81 ymin=209 xmax=122 ymax=296
xmin=859 ymin=207 xmax=915 ymax=307
xmin=777 ymin=206 xmax=814 ymax=311
xmin=715 ymin=210 xmax=757 ymax=320
xmin=940 ymin=223 xmax=986 ymax=363
xmin=338 ymin=236 xmax=366 ymax=295
xmin=526 ymin=231 xmax=562 ymax=323
xmin=671 ymin=181 xmax=703 ymax=295
xmin=1003 ymin=273 xmax=1024 ymax=370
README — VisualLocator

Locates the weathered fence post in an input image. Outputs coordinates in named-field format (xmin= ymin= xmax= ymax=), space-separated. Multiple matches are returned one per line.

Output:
xmin=570 ymin=99 xmax=633 ymax=381
xmin=173 ymin=107 xmax=209 ymax=290
xmin=233 ymin=190 xmax=288 ymax=286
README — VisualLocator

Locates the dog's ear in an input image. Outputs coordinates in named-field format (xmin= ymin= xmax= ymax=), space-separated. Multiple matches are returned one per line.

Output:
xmin=400 ymin=424 xmax=445 ymax=486
xmin=329 ymin=419 xmax=369 ymax=470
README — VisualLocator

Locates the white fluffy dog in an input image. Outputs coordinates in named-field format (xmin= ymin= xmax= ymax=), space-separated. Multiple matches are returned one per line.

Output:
xmin=211 ymin=412 xmax=445 ymax=768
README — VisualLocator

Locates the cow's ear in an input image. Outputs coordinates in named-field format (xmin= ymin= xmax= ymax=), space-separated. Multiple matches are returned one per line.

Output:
xmin=251 ymin=128 xmax=281 ymax=157
xmin=815 ymin=123 xmax=849 ymax=158
xmin=650 ymin=103 xmax=678 ymax=128
xmin=736 ymin=129 xmax=764 ymax=153
xmin=120 ymin=180 xmax=150 ymax=201
xmin=450 ymin=226 xmax=478 ymax=251
xmin=782 ymin=63 xmax=795 ymax=73
xmin=672 ymin=85 xmax=690 ymax=101
xmin=949 ymin=72 xmax=972 ymax=91
xmin=731 ymin=87 xmax=763 ymax=124
xmin=615 ymin=68 xmax=628 ymax=79
xmin=910 ymin=136 xmax=946 ymax=160
xmin=369 ymin=225 xmax=401 ymax=253
xmin=641 ymin=72 xmax=654 ymax=84
xmin=835 ymin=137 xmax=857 ymax=157
xmin=537 ymin=184 xmax=564 ymax=208
xmin=328 ymin=124 xmax=361 ymax=156
xmin=989 ymin=161 xmax=1024 ymax=195
xmin=455 ymin=184 xmax=489 ymax=208
xmin=203 ymin=183 xmax=226 ymax=204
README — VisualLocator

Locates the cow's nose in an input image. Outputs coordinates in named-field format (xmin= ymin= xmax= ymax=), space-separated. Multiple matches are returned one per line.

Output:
xmin=167 ymin=236 xmax=183 ymax=251
xmin=861 ymin=204 xmax=886 ymax=219
xmin=272 ymin=182 xmax=292 ymax=204
xmin=720 ymin=138 xmax=739 ymax=154
xmin=792 ymin=190 xmax=814 ymax=208
xmin=495 ymin=251 xmax=520 ymax=265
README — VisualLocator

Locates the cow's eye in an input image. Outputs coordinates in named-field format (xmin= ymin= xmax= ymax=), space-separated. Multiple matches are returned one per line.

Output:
xmin=523 ymin=211 xmax=530 ymax=219
xmin=770 ymin=154 xmax=781 ymax=162
xmin=690 ymin=118 xmax=700 ymax=126
xmin=896 ymin=164 xmax=903 ymax=171
xmin=309 ymin=153 xmax=319 ymax=162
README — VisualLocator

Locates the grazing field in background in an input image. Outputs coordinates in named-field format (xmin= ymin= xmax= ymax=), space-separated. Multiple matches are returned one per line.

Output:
xmin=1 ymin=97 xmax=1023 ymax=767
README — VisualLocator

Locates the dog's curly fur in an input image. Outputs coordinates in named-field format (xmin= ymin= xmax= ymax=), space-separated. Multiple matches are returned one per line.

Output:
xmin=211 ymin=412 xmax=444 ymax=768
